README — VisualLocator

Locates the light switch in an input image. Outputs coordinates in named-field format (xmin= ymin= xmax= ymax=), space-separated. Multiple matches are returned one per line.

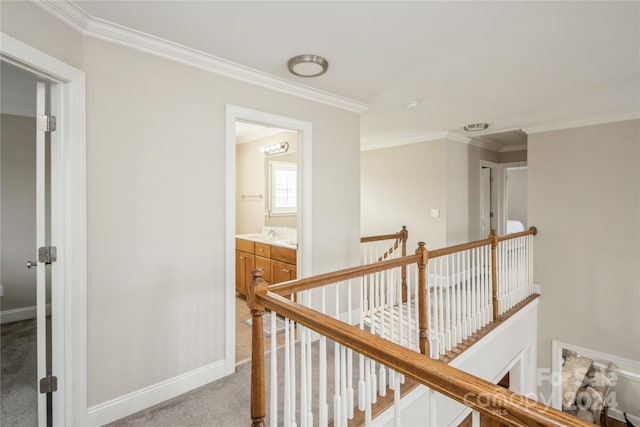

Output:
xmin=430 ymin=208 xmax=440 ymax=218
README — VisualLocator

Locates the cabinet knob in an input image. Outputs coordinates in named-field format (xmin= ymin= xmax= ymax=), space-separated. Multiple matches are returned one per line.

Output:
xmin=283 ymin=269 xmax=290 ymax=273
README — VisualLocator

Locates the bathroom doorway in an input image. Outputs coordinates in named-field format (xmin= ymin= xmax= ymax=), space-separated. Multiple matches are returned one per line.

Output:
xmin=234 ymin=120 xmax=299 ymax=363
xmin=225 ymin=105 xmax=312 ymax=372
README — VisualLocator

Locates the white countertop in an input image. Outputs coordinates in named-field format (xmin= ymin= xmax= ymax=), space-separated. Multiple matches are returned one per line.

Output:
xmin=236 ymin=233 xmax=297 ymax=250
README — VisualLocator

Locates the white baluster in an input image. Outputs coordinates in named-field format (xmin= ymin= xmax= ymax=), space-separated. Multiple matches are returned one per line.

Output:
xmin=319 ymin=287 xmax=328 ymax=427
xmin=270 ymin=312 xmax=278 ymax=427
xmin=284 ymin=318 xmax=291 ymax=427
xmin=347 ymin=280 xmax=354 ymax=419
xmin=393 ymin=370 xmax=401 ymax=427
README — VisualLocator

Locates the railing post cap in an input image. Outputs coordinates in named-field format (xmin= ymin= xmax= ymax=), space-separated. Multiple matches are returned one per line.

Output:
xmin=251 ymin=269 xmax=264 ymax=279
xmin=417 ymin=241 xmax=426 ymax=248
xmin=529 ymin=226 xmax=538 ymax=236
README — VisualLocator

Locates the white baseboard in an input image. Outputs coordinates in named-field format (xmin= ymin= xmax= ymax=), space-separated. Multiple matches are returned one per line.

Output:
xmin=0 ymin=304 xmax=51 ymax=324
xmin=86 ymin=359 xmax=227 ymax=426
xmin=609 ymin=409 xmax=640 ymax=424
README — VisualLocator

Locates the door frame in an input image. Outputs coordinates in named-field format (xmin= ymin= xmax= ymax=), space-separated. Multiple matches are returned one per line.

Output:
xmin=1 ymin=33 xmax=87 ymax=426
xmin=225 ymin=105 xmax=312 ymax=373
xmin=479 ymin=160 xmax=504 ymax=236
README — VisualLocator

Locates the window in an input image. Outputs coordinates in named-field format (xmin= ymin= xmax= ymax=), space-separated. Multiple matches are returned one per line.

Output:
xmin=268 ymin=161 xmax=296 ymax=215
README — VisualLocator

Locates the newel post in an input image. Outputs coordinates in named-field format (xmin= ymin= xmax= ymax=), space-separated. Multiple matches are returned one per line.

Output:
xmin=416 ymin=242 xmax=430 ymax=356
xmin=247 ymin=269 xmax=268 ymax=427
xmin=489 ymin=230 xmax=499 ymax=321
xmin=401 ymin=226 xmax=408 ymax=302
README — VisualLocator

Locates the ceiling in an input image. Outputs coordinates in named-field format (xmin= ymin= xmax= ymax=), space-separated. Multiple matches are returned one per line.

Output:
xmin=42 ymin=2 xmax=640 ymax=149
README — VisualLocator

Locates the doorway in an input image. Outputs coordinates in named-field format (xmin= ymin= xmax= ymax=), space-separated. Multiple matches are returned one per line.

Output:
xmin=1 ymin=35 xmax=87 ymax=426
xmin=225 ymin=105 xmax=312 ymax=373
xmin=234 ymin=120 xmax=299 ymax=363
xmin=480 ymin=161 xmax=500 ymax=238
xmin=1 ymin=61 xmax=55 ymax=426
xmin=504 ymin=164 xmax=528 ymax=234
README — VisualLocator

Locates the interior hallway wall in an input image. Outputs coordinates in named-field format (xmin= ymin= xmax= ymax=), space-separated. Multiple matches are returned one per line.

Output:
xmin=361 ymin=140 xmax=448 ymax=250
xmin=2 ymin=1 xmax=361 ymax=418
xmin=528 ymin=119 xmax=640 ymax=401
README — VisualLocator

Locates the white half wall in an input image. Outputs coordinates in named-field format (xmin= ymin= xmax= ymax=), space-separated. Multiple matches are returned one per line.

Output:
xmin=376 ymin=299 xmax=539 ymax=426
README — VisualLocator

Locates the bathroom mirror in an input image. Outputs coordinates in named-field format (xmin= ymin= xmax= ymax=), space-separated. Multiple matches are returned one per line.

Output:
xmin=264 ymin=149 xmax=297 ymax=228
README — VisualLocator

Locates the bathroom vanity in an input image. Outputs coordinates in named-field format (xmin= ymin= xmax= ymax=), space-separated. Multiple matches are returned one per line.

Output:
xmin=235 ymin=235 xmax=297 ymax=297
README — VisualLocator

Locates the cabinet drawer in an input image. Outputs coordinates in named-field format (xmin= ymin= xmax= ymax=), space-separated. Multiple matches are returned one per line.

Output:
xmin=236 ymin=238 xmax=255 ymax=254
xmin=255 ymin=242 xmax=271 ymax=258
xmin=271 ymin=260 xmax=297 ymax=284
xmin=271 ymin=245 xmax=296 ymax=265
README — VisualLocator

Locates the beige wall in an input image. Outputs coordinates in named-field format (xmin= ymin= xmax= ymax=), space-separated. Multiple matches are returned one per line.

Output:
xmin=2 ymin=2 xmax=361 ymax=411
xmin=361 ymin=140 xmax=499 ymax=250
xmin=361 ymin=140 xmax=448 ymax=250
xmin=0 ymin=114 xmax=37 ymax=311
xmin=236 ymin=131 xmax=298 ymax=233
xmin=499 ymin=149 xmax=527 ymax=163
xmin=529 ymin=120 xmax=640 ymax=399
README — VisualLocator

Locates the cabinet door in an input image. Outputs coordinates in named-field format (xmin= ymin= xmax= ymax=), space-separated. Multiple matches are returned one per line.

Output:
xmin=255 ymin=256 xmax=272 ymax=284
xmin=236 ymin=250 xmax=255 ymax=296
xmin=271 ymin=260 xmax=297 ymax=284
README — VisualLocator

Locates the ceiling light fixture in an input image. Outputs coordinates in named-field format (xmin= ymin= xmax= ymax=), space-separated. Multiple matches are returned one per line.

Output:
xmin=287 ymin=54 xmax=329 ymax=77
xmin=463 ymin=123 xmax=489 ymax=132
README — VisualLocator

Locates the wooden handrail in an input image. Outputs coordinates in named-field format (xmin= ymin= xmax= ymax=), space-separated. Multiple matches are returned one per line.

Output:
xmin=360 ymin=232 xmax=403 ymax=243
xmin=498 ymin=226 xmax=538 ymax=242
xmin=428 ymin=237 xmax=493 ymax=259
xmin=268 ymin=253 xmax=420 ymax=297
xmin=254 ymin=288 xmax=589 ymax=427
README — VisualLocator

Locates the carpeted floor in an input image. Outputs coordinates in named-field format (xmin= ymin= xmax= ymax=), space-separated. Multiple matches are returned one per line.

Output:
xmin=108 ymin=339 xmax=358 ymax=427
xmin=1 ymin=318 xmax=38 ymax=427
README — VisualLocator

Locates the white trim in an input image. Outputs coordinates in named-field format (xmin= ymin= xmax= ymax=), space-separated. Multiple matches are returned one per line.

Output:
xmin=33 ymin=0 xmax=368 ymax=114
xmin=609 ymin=409 xmax=640 ymax=424
xmin=479 ymin=160 xmax=504 ymax=236
xmin=1 ymin=32 xmax=87 ymax=427
xmin=86 ymin=360 xmax=227 ymax=427
xmin=225 ymin=105 xmax=313 ymax=374
xmin=522 ymin=110 xmax=640 ymax=135
xmin=551 ymin=340 xmax=640 ymax=411
xmin=0 ymin=304 xmax=51 ymax=324
xmin=360 ymin=132 xmax=449 ymax=152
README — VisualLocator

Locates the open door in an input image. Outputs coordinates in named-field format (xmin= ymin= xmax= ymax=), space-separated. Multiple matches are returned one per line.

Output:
xmin=35 ymin=81 xmax=54 ymax=427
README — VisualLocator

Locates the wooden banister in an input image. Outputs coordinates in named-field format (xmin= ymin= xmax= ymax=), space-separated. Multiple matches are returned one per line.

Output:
xmin=268 ymin=254 xmax=420 ymax=296
xmin=416 ymin=242 xmax=429 ymax=356
xmin=498 ymin=226 xmax=538 ymax=242
xmin=400 ymin=225 xmax=408 ymax=302
xmin=247 ymin=270 xmax=268 ymax=427
xmin=428 ymin=237 xmax=493 ymax=259
xmin=490 ymin=229 xmax=499 ymax=321
xmin=255 ymin=290 xmax=589 ymax=427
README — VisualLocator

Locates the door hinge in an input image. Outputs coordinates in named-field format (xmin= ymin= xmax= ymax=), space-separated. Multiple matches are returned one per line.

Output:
xmin=39 ymin=375 xmax=58 ymax=393
xmin=38 ymin=246 xmax=57 ymax=264
xmin=38 ymin=114 xmax=57 ymax=132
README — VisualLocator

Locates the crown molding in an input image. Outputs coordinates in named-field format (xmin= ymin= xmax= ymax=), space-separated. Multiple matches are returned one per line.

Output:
xmin=32 ymin=0 xmax=369 ymax=114
xmin=360 ymin=132 xmax=450 ymax=152
xmin=522 ymin=110 xmax=640 ymax=135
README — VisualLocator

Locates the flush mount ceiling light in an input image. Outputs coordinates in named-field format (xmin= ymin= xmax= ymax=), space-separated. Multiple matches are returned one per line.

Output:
xmin=463 ymin=123 xmax=489 ymax=132
xmin=287 ymin=54 xmax=329 ymax=77
xmin=261 ymin=141 xmax=289 ymax=156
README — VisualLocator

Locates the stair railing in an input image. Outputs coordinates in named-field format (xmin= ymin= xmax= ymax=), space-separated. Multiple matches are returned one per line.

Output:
xmin=247 ymin=227 xmax=551 ymax=426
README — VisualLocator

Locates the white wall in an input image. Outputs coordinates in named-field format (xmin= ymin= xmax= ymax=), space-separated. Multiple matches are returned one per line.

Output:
xmin=506 ymin=167 xmax=527 ymax=226
xmin=528 ymin=119 xmax=640 ymax=402
xmin=0 ymin=113 xmax=37 ymax=312
xmin=2 ymin=1 xmax=361 ymax=420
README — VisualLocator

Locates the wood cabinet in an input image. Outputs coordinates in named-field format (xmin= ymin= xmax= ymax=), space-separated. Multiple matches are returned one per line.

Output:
xmin=235 ymin=250 xmax=255 ymax=297
xmin=236 ymin=238 xmax=297 ymax=296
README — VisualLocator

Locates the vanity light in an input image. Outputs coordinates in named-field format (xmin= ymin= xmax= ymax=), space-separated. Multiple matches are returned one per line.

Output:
xmin=261 ymin=141 xmax=289 ymax=156
xmin=287 ymin=54 xmax=329 ymax=77
xmin=463 ymin=123 xmax=489 ymax=132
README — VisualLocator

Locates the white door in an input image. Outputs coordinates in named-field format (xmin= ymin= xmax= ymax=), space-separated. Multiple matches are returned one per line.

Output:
xmin=35 ymin=81 xmax=50 ymax=427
